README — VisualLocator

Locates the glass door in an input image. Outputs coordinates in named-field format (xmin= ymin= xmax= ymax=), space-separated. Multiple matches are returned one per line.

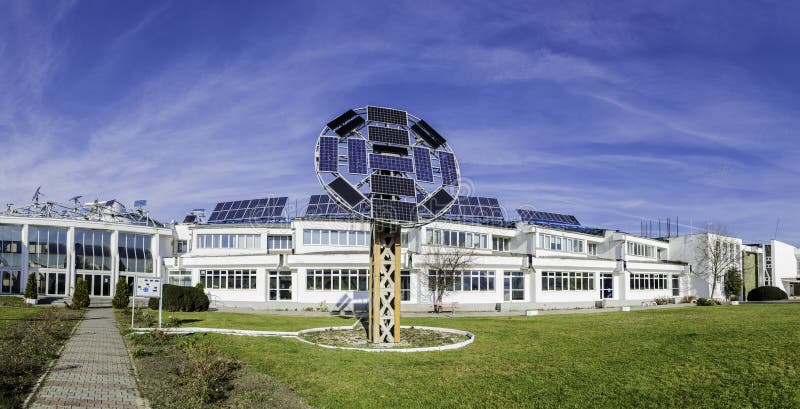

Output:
xmin=0 ymin=271 xmax=21 ymax=294
xmin=76 ymin=273 xmax=111 ymax=297
xmin=600 ymin=274 xmax=613 ymax=299
xmin=34 ymin=271 xmax=66 ymax=296
xmin=504 ymin=271 xmax=524 ymax=301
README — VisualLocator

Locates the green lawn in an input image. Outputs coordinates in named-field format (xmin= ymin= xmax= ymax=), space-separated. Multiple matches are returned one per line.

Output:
xmin=181 ymin=304 xmax=800 ymax=408
xmin=0 ymin=304 xmax=38 ymax=330
xmin=165 ymin=310 xmax=352 ymax=331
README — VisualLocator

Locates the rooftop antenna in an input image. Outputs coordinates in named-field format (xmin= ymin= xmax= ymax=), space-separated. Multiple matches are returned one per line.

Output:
xmin=773 ymin=217 xmax=780 ymax=240
xmin=68 ymin=195 xmax=83 ymax=207
xmin=32 ymin=186 xmax=43 ymax=204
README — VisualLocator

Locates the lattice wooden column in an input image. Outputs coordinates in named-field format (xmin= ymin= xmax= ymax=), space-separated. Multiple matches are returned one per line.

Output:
xmin=369 ymin=224 xmax=401 ymax=343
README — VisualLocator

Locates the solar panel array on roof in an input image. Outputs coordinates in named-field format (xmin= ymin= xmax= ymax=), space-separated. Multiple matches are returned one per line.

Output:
xmin=207 ymin=197 xmax=288 ymax=224
xmin=516 ymin=209 xmax=580 ymax=225
xmin=305 ymin=194 xmax=369 ymax=218
xmin=182 ymin=214 xmax=198 ymax=223
xmin=444 ymin=196 xmax=504 ymax=221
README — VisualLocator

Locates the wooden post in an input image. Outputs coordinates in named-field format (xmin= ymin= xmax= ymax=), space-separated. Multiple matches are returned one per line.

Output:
xmin=369 ymin=223 xmax=401 ymax=343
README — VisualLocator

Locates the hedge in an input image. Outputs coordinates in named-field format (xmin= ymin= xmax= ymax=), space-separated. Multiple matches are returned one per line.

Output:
xmin=747 ymin=286 xmax=788 ymax=301
xmin=149 ymin=284 xmax=209 ymax=312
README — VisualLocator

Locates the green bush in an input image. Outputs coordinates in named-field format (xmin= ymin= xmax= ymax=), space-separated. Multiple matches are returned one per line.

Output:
xmin=747 ymin=286 xmax=788 ymax=301
xmin=112 ymin=277 xmax=130 ymax=310
xmin=724 ymin=268 xmax=743 ymax=299
xmin=654 ymin=297 xmax=671 ymax=305
xmin=696 ymin=297 xmax=719 ymax=306
xmin=72 ymin=278 xmax=90 ymax=309
xmin=24 ymin=273 xmax=37 ymax=300
xmin=149 ymin=284 xmax=209 ymax=312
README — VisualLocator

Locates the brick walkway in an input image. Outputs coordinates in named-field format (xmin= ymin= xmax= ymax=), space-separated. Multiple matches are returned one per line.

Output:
xmin=30 ymin=307 xmax=147 ymax=409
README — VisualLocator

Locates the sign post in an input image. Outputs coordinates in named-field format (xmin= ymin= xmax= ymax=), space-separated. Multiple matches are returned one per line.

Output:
xmin=135 ymin=277 xmax=162 ymax=328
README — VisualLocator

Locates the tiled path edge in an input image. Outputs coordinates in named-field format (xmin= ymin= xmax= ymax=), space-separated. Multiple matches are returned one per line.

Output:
xmin=29 ymin=307 xmax=147 ymax=409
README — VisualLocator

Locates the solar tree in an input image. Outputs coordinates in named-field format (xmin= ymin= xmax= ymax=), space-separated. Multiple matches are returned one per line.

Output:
xmin=314 ymin=106 xmax=461 ymax=343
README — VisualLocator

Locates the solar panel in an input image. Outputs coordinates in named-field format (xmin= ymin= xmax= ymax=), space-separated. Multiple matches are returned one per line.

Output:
xmin=372 ymin=144 xmax=408 ymax=156
xmin=370 ymin=174 xmax=416 ymax=197
xmin=327 ymin=109 xmax=359 ymax=132
xmin=411 ymin=119 xmax=446 ymax=149
xmin=443 ymin=196 xmax=504 ymax=223
xmin=328 ymin=176 xmax=366 ymax=207
xmin=369 ymin=154 xmax=414 ymax=172
xmin=413 ymin=147 xmax=433 ymax=182
xmin=421 ymin=188 xmax=454 ymax=215
xmin=348 ymin=138 xmax=368 ymax=174
xmin=439 ymin=152 xmax=458 ymax=186
xmin=372 ymin=198 xmax=418 ymax=223
xmin=207 ymin=197 xmax=288 ymax=224
xmin=319 ymin=136 xmax=339 ymax=172
xmin=367 ymin=106 xmax=407 ymax=126
xmin=368 ymin=126 xmax=410 ymax=145
xmin=517 ymin=209 xmax=580 ymax=226
xmin=182 ymin=214 xmax=197 ymax=223
xmin=335 ymin=116 xmax=366 ymax=137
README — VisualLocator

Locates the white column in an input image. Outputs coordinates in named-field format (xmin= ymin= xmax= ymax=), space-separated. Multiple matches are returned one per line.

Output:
xmin=67 ymin=226 xmax=75 ymax=296
xmin=21 ymin=224 xmax=30 ymax=294
xmin=110 ymin=230 xmax=119 ymax=296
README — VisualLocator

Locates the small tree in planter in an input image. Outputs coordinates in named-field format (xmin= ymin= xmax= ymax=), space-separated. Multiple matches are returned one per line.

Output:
xmin=24 ymin=272 xmax=38 ymax=304
xmin=723 ymin=267 xmax=743 ymax=301
xmin=112 ymin=277 xmax=130 ymax=309
xmin=72 ymin=277 xmax=91 ymax=309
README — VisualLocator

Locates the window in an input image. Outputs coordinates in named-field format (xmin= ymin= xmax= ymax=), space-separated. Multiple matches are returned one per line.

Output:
xmin=588 ymin=243 xmax=597 ymax=256
xmin=629 ymin=273 xmax=668 ymax=290
xmin=504 ymin=271 xmax=524 ymax=301
xmin=302 ymin=230 xmax=370 ymax=246
xmin=29 ymin=226 xmax=69 ymax=269
xmin=197 ymin=234 xmax=260 ymax=249
xmin=168 ymin=270 xmax=192 ymax=286
xmin=427 ymin=270 xmax=495 ymax=292
xmin=627 ymin=242 xmax=656 ymax=258
xmin=74 ymin=229 xmax=111 ymax=271
xmin=0 ymin=225 xmax=23 ymax=268
xmin=401 ymin=270 xmax=410 ymax=301
xmin=269 ymin=271 xmax=292 ymax=300
xmin=493 ymin=237 xmax=510 ymax=252
xmin=672 ymin=275 xmax=680 ymax=297
xmin=199 ymin=269 xmax=257 ymax=289
xmin=306 ymin=269 xmax=368 ymax=291
xmin=539 ymin=234 xmax=585 ymax=254
xmin=176 ymin=240 xmax=188 ymax=254
xmin=427 ymin=229 xmax=489 ymax=249
xmin=118 ymin=232 xmax=153 ymax=273
xmin=267 ymin=235 xmax=292 ymax=250
xmin=541 ymin=272 xmax=594 ymax=291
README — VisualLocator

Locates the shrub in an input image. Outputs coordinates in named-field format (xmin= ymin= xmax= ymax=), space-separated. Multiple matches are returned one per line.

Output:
xmin=112 ymin=277 xmax=130 ymax=310
xmin=654 ymin=297 xmax=671 ymax=305
xmin=747 ymin=286 xmax=788 ymax=301
xmin=24 ymin=273 xmax=37 ymax=300
xmin=195 ymin=281 xmax=205 ymax=292
xmin=149 ymin=284 xmax=209 ymax=312
xmin=179 ymin=339 xmax=240 ymax=405
xmin=724 ymin=268 xmax=743 ymax=299
xmin=696 ymin=297 xmax=719 ymax=306
xmin=72 ymin=278 xmax=91 ymax=309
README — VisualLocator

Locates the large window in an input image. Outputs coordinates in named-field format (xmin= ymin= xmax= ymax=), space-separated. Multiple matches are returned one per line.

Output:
xmin=269 ymin=271 xmax=292 ymax=300
xmin=302 ymin=230 xmax=369 ymax=246
xmin=492 ymin=237 xmax=510 ymax=252
xmin=118 ymin=232 xmax=153 ymax=273
xmin=0 ymin=225 xmax=22 ymax=268
xmin=168 ymin=270 xmax=192 ymax=286
xmin=1 ymin=271 xmax=21 ymax=294
xmin=74 ymin=229 xmax=111 ymax=271
xmin=588 ymin=243 xmax=598 ymax=256
xmin=629 ymin=273 xmax=668 ymax=290
xmin=427 ymin=270 xmax=496 ymax=292
xmin=541 ymin=272 xmax=595 ymax=291
xmin=504 ymin=271 xmax=524 ymax=301
xmin=200 ymin=269 xmax=257 ymax=289
xmin=198 ymin=234 xmax=260 ymax=249
xmin=539 ymin=234 xmax=585 ymax=254
xmin=267 ymin=235 xmax=292 ymax=250
xmin=427 ymin=229 xmax=489 ymax=249
xmin=29 ymin=226 xmax=69 ymax=269
xmin=306 ymin=269 xmax=368 ymax=291
xmin=401 ymin=270 xmax=410 ymax=301
xmin=627 ymin=242 xmax=655 ymax=258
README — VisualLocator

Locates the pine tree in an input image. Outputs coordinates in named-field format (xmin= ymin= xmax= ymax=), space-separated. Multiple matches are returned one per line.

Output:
xmin=24 ymin=272 xmax=38 ymax=300
xmin=112 ymin=277 xmax=130 ymax=309
xmin=72 ymin=277 xmax=91 ymax=309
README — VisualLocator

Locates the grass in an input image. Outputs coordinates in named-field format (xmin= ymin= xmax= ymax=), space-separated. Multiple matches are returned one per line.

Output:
xmin=0 ymin=305 xmax=83 ymax=407
xmin=158 ymin=310 xmax=351 ymax=331
xmin=175 ymin=304 xmax=800 ymax=408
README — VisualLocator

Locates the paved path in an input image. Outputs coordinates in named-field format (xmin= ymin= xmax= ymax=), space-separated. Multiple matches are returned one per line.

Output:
xmin=30 ymin=307 xmax=147 ymax=409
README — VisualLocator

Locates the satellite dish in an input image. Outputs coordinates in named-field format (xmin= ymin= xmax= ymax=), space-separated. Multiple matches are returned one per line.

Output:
xmin=314 ymin=106 xmax=461 ymax=228
xmin=68 ymin=195 xmax=83 ymax=206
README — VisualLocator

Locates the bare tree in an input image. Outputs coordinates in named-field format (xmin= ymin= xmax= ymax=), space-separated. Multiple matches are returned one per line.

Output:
xmin=422 ymin=245 xmax=476 ymax=312
xmin=695 ymin=225 xmax=740 ymax=299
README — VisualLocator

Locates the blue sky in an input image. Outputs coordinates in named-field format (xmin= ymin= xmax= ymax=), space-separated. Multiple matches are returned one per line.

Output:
xmin=1 ymin=1 xmax=799 ymax=245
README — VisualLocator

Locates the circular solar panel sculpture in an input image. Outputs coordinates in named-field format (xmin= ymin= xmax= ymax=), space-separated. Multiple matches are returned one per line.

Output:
xmin=314 ymin=106 xmax=462 ymax=343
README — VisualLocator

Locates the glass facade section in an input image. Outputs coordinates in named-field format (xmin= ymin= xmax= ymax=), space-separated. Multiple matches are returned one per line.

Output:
xmin=74 ymin=229 xmax=112 ymax=271
xmin=118 ymin=232 xmax=153 ymax=273
xmin=29 ymin=226 xmax=68 ymax=268
xmin=0 ymin=225 xmax=22 ymax=268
